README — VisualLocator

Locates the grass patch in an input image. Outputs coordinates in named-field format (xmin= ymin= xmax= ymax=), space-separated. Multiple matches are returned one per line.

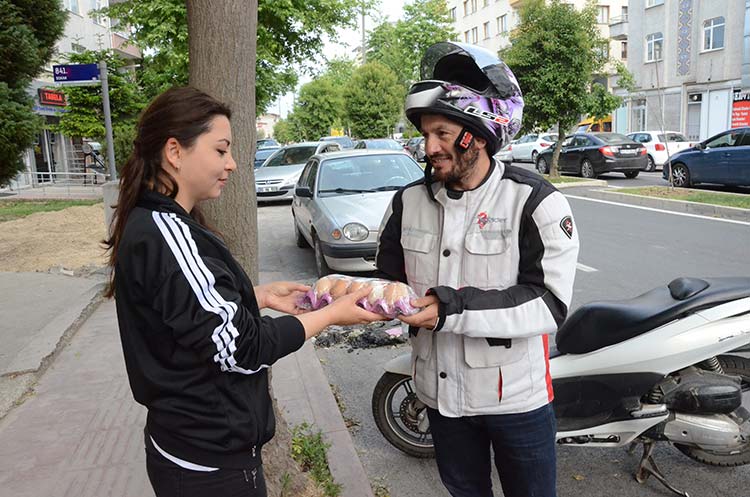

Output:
xmin=616 ymin=186 xmax=750 ymax=210
xmin=291 ymin=423 xmax=341 ymax=497
xmin=0 ymin=199 xmax=101 ymax=222
xmin=544 ymin=175 xmax=595 ymax=184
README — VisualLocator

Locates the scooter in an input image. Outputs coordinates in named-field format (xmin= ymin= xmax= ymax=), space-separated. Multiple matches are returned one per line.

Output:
xmin=371 ymin=277 xmax=750 ymax=497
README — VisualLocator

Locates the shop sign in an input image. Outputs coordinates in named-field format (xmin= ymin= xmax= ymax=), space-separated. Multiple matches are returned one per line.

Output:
xmin=38 ymin=88 xmax=66 ymax=107
xmin=731 ymin=91 xmax=750 ymax=128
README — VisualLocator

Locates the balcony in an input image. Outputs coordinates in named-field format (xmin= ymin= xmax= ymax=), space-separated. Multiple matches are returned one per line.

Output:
xmin=111 ymin=32 xmax=141 ymax=60
xmin=609 ymin=15 xmax=628 ymax=40
xmin=509 ymin=0 xmax=523 ymax=6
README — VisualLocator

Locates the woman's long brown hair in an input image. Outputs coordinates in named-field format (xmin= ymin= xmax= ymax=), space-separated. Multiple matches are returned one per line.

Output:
xmin=103 ymin=87 xmax=231 ymax=297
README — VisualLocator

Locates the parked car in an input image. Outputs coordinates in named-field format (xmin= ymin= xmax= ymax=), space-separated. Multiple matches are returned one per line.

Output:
xmin=627 ymin=131 xmax=694 ymax=172
xmin=255 ymin=141 xmax=341 ymax=202
xmin=253 ymin=146 xmax=280 ymax=169
xmin=661 ymin=127 xmax=750 ymax=188
xmin=257 ymin=138 xmax=279 ymax=148
xmin=405 ymin=137 xmax=425 ymax=161
xmin=495 ymin=140 xmax=516 ymax=167
xmin=353 ymin=138 xmax=404 ymax=151
xmin=510 ymin=133 xmax=558 ymax=163
xmin=292 ymin=149 xmax=424 ymax=276
xmin=536 ymin=132 xmax=646 ymax=179
xmin=319 ymin=135 xmax=355 ymax=149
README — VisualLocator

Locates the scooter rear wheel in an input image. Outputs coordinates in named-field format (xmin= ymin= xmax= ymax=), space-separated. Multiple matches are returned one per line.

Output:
xmin=674 ymin=355 xmax=750 ymax=466
xmin=372 ymin=372 xmax=435 ymax=458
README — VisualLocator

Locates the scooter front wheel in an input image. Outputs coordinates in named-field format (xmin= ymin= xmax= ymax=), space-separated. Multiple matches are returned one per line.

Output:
xmin=674 ymin=355 xmax=750 ymax=466
xmin=371 ymin=372 xmax=435 ymax=458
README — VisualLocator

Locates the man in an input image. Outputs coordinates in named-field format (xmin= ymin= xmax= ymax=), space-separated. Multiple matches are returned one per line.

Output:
xmin=375 ymin=42 xmax=579 ymax=497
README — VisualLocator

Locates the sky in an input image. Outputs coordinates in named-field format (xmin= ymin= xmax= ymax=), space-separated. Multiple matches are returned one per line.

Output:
xmin=270 ymin=0 xmax=407 ymax=118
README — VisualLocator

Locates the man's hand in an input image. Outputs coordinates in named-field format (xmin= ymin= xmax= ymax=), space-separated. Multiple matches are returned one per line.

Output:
xmin=255 ymin=282 xmax=310 ymax=315
xmin=398 ymin=295 xmax=439 ymax=330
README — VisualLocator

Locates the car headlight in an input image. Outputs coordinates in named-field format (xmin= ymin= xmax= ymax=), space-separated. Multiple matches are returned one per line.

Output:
xmin=342 ymin=223 xmax=369 ymax=241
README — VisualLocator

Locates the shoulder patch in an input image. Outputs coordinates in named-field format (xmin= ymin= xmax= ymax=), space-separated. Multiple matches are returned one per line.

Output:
xmin=560 ymin=216 xmax=574 ymax=239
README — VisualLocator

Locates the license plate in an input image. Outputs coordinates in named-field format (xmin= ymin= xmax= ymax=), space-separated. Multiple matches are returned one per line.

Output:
xmin=259 ymin=186 xmax=277 ymax=192
xmin=620 ymin=149 xmax=636 ymax=155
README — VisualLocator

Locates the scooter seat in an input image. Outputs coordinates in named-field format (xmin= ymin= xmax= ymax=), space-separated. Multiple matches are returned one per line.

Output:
xmin=556 ymin=277 xmax=750 ymax=354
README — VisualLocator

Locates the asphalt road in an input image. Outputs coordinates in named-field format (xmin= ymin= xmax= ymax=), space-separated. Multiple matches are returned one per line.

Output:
xmin=258 ymin=183 xmax=750 ymax=497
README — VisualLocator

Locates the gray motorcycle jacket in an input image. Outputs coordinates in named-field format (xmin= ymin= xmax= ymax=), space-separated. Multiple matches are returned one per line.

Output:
xmin=375 ymin=160 xmax=579 ymax=416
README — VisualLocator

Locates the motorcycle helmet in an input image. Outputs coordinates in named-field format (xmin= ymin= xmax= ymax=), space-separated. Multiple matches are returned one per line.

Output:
xmin=404 ymin=42 xmax=523 ymax=156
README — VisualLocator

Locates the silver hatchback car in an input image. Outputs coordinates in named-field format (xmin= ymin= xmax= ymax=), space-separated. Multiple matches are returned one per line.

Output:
xmin=255 ymin=141 xmax=340 ymax=202
xmin=291 ymin=149 xmax=424 ymax=276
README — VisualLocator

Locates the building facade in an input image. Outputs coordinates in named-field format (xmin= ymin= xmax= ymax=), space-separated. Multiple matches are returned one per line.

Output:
xmin=15 ymin=0 xmax=140 ymax=189
xmin=620 ymin=0 xmax=749 ymax=140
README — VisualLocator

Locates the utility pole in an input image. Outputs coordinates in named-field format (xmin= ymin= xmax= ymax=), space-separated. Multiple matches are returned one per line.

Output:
xmin=361 ymin=3 xmax=366 ymax=64
xmin=99 ymin=60 xmax=117 ymax=180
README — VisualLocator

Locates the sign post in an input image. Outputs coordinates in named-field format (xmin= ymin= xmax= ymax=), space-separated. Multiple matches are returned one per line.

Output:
xmin=53 ymin=62 xmax=117 ymax=180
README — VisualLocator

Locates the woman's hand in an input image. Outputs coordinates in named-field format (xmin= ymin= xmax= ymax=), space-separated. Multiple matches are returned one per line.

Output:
xmin=398 ymin=295 xmax=439 ymax=330
xmin=324 ymin=287 xmax=387 ymax=326
xmin=255 ymin=281 xmax=310 ymax=315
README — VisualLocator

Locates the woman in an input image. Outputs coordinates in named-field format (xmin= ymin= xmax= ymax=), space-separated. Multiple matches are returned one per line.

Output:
xmin=105 ymin=86 xmax=383 ymax=497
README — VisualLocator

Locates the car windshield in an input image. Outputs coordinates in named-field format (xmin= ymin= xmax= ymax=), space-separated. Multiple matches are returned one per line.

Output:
xmin=317 ymin=154 xmax=423 ymax=196
xmin=594 ymin=133 xmax=632 ymax=144
xmin=361 ymin=139 xmax=403 ymax=150
xmin=541 ymin=134 xmax=558 ymax=142
xmin=657 ymin=133 xmax=688 ymax=142
xmin=263 ymin=146 xmax=318 ymax=167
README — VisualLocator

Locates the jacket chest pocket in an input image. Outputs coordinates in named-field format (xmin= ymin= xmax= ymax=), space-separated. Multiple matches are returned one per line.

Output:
xmin=401 ymin=230 xmax=437 ymax=286
xmin=462 ymin=226 xmax=512 ymax=289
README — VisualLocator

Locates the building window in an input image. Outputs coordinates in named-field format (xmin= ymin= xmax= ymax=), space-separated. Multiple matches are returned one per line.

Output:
xmin=71 ymin=42 xmax=86 ymax=53
xmin=483 ymin=21 xmax=490 ymax=39
xmin=497 ymin=14 xmax=508 ymax=34
xmin=646 ymin=32 xmax=663 ymax=62
xmin=89 ymin=0 xmax=106 ymax=25
xmin=471 ymin=0 xmax=477 ymax=13
xmin=65 ymin=0 xmax=79 ymax=14
xmin=632 ymin=99 xmax=646 ymax=132
xmin=703 ymin=17 xmax=725 ymax=51
xmin=483 ymin=0 xmax=489 ymax=7
xmin=621 ymin=41 xmax=628 ymax=59
xmin=464 ymin=30 xmax=470 ymax=43
xmin=622 ymin=6 xmax=628 ymax=17
xmin=463 ymin=0 xmax=469 ymax=17
xmin=597 ymin=6 xmax=609 ymax=24
xmin=471 ymin=27 xmax=478 ymax=44
xmin=449 ymin=7 xmax=456 ymax=21
xmin=646 ymin=0 xmax=664 ymax=7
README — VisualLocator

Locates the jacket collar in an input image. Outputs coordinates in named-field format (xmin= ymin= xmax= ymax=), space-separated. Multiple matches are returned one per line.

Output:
xmin=433 ymin=158 xmax=503 ymax=205
xmin=138 ymin=190 xmax=191 ymax=218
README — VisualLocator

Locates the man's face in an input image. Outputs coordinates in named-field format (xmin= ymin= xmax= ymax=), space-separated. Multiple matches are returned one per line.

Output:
xmin=421 ymin=114 xmax=483 ymax=186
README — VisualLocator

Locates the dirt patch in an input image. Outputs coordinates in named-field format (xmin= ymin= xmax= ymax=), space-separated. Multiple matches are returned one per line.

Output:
xmin=314 ymin=320 xmax=407 ymax=350
xmin=0 ymin=203 xmax=107 ymax=273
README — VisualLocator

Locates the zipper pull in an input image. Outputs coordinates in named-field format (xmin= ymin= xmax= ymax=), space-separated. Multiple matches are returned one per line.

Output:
xmin=252 ymin=468 xmax=258 ymax=489
xmin=252 ymin=445 xmax=256 ymax=458
xmin=243 ymin=469 xmax=249 ymax=482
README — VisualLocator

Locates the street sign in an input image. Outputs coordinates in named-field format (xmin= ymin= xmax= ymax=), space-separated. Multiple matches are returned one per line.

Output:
xmin=53 ymin=64 xmax=100 ymax=84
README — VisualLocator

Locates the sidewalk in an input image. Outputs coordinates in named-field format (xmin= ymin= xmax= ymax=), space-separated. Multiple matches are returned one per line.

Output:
xmin=0 ymin=275 xmax=373 ymax=497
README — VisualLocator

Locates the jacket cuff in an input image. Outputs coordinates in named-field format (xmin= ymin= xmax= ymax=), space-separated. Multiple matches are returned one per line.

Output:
xmin=426 ymin=287 xmax=452 ymax=331
xmin=276 ymin=315 xmax=306 ymax=357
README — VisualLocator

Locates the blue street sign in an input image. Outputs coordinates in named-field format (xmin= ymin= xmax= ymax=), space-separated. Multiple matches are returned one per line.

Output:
xmin=53 ymin=64 xmax=100 ymax=83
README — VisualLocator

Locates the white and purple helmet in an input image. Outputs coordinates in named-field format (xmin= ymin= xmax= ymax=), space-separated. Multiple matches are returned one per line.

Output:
xmin=405 ymin=42 xmax=523 ymax=156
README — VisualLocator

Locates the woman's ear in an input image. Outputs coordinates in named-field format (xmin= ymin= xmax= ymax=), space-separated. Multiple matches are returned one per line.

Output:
xmin=162 ymin=137 xmax=182 ymax=172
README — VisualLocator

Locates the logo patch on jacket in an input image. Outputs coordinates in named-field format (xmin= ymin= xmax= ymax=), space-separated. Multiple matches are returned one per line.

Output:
xmin=477 ymin=211 xmax=503 ymax=229
xmin=560 ymin=216 xmax=574 ymax=239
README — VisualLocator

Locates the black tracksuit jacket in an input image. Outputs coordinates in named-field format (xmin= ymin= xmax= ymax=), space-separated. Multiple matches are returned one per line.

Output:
xmin=114 ymin=190 xmax=305 ymax=469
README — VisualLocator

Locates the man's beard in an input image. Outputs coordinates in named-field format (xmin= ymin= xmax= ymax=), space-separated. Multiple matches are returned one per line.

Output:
xmin=430 ymin=145 xmax=480 ymax=188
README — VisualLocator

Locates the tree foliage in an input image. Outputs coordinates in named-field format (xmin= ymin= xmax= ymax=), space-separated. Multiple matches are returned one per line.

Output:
xmin=0 ymin=0 xmax=66 ymax=186
xmin=290 ymin=77 xmax=345 ymax=141
xmin=344 ymin=62 xmax=404 ymax=138
xmin=273 ymin=118 xmax=296 ymax=144
xmin=52 ymin=50 xmax=146 ymax=170
xmin=501 ymin=0 xmax=615 ymax=176
xmin=367 ymin=0 xmax=456 ymax=91
xmin=102 ymin=0 xmax=363 ymax=112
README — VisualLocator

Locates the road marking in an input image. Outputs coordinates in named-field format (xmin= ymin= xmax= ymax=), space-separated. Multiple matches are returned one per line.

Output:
xmin=576 ymin=263 xmax=598 ymax=273
xmin=565 ymin=195 xmax=750 ymax=226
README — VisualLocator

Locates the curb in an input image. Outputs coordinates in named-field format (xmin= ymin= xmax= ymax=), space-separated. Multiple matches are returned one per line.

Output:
xmin=583 ymin=189 xmax=750 ymax=222
xmin=554 ymin=179 xmax=608 ymax=189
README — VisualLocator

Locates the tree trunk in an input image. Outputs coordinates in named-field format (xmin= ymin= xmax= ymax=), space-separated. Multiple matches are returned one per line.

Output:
xmin=187 ymin=4 xmax=318 ymax=496
xmin=187 ymin=0 xmax=259 ymax=281
xmin=550 ymin=122 xmax=563 ymax=178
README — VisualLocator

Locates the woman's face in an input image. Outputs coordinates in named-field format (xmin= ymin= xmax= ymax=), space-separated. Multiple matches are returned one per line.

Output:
xmin=169 ymin=115 xmax=237 ymax=206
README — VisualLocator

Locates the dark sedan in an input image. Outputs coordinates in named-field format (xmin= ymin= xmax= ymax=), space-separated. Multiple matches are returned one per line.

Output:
xmin=254 ymin=146 xmax=279 ymax=168
xmin=536 ymin=133 xmax=647 ymax=179
xmin=662 ymin=127 xmax=750 ymax=188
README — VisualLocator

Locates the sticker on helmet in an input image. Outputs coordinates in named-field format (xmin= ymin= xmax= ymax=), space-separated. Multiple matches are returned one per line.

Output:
xmin=560 ymin=216 xmax=574 ymax=239
xmin=458 ymin=130 xmax=474 ymax=149
xmin=465 ymin=106 xmax=510 ymax=125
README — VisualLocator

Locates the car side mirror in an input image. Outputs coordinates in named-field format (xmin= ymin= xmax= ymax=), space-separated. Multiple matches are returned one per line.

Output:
xmin=695 ymin=142 xmax=705 ymax=150
xmin=295 ymin=186 xmax=313 ymax=198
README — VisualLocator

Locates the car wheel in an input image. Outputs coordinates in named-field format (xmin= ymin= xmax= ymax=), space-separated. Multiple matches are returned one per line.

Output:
xmin=671 ymin=163 xmax=691 ymax=188
xmin=313 ymin=236 xmax=331 ymax=277
xmin=536 ymin=156 xmax=548 ymax=174
xmin=531 ymin=150 xmax=538 ymax=164
xmin=646 ymin=155 xmax=656 ymax=172
xmin=580 ymin=159 xmax=596 ymax=179
xmin=624 ymin=170 xmax=640 ymax=179
xmin=293 ymin=216 xmax=309 ymax=248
